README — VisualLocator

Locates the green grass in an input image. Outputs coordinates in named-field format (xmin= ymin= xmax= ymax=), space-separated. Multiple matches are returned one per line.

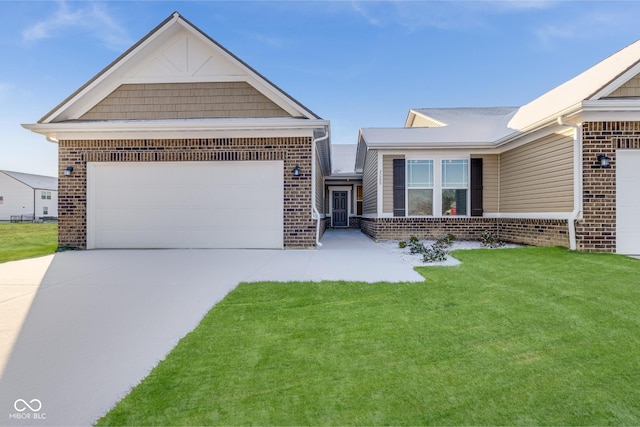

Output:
xmin=97 ymin=247 xmax=640 ymax=426
xmin=0 ymin=223 xmax=58 ymax=263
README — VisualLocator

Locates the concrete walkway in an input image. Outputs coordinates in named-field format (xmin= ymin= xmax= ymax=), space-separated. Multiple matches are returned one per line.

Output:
xmin=0 ymin=230 xmax=423 ymax=426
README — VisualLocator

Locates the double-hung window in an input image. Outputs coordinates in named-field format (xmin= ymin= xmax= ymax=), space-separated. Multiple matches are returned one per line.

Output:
xmin=404 ymin=157 xmax=469 ymax=217
xmin=407 ymin=160 xmax=433 ymax=216
xmin=441 ymin=160 xmax=468 ymax=216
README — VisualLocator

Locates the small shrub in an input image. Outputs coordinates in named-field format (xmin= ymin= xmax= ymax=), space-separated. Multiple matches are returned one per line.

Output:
xmin=409 ymin=241 xmax=427 ymax=255
xmin=481 ymin=231 xmax=505 ymax=248
xmin=435 ymin=235 xmax=454 ymax=249
xmin=422 ymin=243 xmax=448 ymax=263
xmin=398 ymin=235 xmax=455 ymax=263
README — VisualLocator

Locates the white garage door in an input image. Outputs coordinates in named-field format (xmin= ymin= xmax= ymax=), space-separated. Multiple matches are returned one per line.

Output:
xmin=616 ymin=150 xmax=640 ymax=255
xmin=87 ymin=161 xmax=283 ymax=249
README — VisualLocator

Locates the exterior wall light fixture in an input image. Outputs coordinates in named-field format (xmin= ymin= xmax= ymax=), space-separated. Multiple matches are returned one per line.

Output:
xmin=597 ymin=154 xmax=611 ymax=168
xmin=64 ymin=166 xmax=74 ymax=176
xmin=293 ymin=165 xmax=301 ymax=176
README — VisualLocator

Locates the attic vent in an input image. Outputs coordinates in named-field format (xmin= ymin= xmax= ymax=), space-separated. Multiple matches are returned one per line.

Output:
xmin=615 ymin=138 xmax=640 ymax=150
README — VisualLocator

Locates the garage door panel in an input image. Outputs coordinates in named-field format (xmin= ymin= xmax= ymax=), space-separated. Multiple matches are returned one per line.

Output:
xmin=88 ymin=161 xmax=284 ymax=249
xmin=616 ymin=150 xmax=640 ymax=255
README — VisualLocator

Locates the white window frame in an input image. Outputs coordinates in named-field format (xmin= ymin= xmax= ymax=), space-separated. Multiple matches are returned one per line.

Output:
xmin=405 ymin=154 xmax=470 ymax=218
xmin=43 ymin=206 xmax=48 ymax=215
xmin=41 ymin=191 xmax=51 ymax=200
xmin=406 ymin=160 xmax=434 ymax=216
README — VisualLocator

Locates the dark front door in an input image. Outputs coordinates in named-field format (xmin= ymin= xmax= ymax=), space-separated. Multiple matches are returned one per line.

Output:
xmin=332 ymin=191 xmax=348 ymax=227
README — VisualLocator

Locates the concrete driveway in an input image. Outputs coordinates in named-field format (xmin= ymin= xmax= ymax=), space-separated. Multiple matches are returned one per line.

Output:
xmin=0 ymin=230 xmax=423 ymax=426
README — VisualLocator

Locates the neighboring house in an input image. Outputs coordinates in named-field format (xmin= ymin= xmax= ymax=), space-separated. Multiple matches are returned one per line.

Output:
xmin=24 ymin=12 xmax=330 ymax=250
xmin=356 ymin=39 xmax=640 ymax=255
xmin=0 ymin=171 xmax=58 ymax=222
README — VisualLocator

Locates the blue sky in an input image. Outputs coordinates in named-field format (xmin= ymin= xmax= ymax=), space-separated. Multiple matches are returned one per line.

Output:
xmin=2 ymin=0 xmax=640 ymax=176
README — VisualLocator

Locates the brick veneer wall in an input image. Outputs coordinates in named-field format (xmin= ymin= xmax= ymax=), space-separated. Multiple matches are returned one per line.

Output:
xmin=58 ymin=137 xmax=316 ymax=249
xmin=575 ymin=122 xmax=640 ymax=252
xmin=361 ymin=217 xmax=570 ymax=247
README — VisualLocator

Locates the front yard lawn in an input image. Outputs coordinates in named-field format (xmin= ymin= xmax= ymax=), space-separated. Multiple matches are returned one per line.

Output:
xmin=0 ymin=223 xmax=57 ymax=263
xmin=97 ymin=247 xmax=640 ymax=426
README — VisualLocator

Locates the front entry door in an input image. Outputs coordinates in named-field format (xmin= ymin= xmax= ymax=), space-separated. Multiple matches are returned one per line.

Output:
xmin=332 ymin=191 xmax=348 ymax=227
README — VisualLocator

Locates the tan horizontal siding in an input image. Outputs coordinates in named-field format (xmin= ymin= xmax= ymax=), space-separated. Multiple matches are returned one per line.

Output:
xmin=500 ymin=132 xmax=574 ymax=213
xmin=382 ymin=155 xmax=404 ymax=214
xmin=607 ymin=72 xmax=640 ymax=97
xmin=362 ymin=150 xmax=378 ymax=215
xmin=80 ymin=82 xmax=291 ymax=120
xmin=471 ymin=154 xmax=499 ymax=213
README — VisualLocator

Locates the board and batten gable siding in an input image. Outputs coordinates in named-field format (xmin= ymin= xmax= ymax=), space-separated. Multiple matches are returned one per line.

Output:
xmin=471 ymin=154 xmax=499 ymax=213
xmin=499 ymin=132 xmax=574 ymax=213
xmin=382 ymin=155 xmax=404 ymax=215
xmin=79 ymin=82 xmax=292 ymax=120
xmin=362 ymin=149 xmax=378 ymax=215
xmin=607 ymin=72 xmax=640 ymax=98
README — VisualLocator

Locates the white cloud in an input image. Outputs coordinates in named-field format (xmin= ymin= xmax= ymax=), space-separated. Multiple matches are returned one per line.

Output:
xmin=349 ymin=0 xmax=557 ymax=32
xmin=22 ymin=1 xmax=132 ymax=51
xmin=534 ymin=10 xmax=632 ymax=47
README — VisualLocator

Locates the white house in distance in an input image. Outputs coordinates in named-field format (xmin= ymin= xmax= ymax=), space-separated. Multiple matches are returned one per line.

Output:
xmin=0 ymin=171 xmax=58 ymax=222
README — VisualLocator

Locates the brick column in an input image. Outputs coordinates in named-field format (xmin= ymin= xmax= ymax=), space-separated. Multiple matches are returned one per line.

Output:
xmin=577 ymin=122 xmax=640 ymax=252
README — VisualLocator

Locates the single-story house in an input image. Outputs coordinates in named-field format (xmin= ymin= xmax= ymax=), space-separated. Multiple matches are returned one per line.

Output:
xmin=23 ymin=11 xmax=640 ymax=254
xmin=24 ymin=12 xmax=331 ymax=250
xmin=356 ymin=39 xmax=640 ymax=255
xmin=0 ymin=170 xmax=58 ymax=222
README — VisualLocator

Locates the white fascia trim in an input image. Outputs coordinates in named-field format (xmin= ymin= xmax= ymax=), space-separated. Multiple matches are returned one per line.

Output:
xmin=582 ymin=99 xmax=640 ymax=109
xmin=590 ymin=61 xmax=640 ymax=99
xmin=483 ymin=212 xmax=573 ymax=220
xmin=364 ymin=140 xmax=496 ymax=150
xmin=23 ymin=119 xmax=328 ymax=141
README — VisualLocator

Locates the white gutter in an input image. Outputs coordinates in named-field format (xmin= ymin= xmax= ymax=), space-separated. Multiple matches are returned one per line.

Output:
xmin=557 ymin=116 xmax=583 ymax=251
xmin=312 ymin=128 xmax=329 ymax=248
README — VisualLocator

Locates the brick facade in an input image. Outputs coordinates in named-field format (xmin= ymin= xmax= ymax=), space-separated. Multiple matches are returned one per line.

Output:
xmin=58 ymin=136 xmax=316 ymax=249
xmin=576 ymin=121 xmax=640 ymax=252
xmin=361 ymin=217 xmax=569 ymax=247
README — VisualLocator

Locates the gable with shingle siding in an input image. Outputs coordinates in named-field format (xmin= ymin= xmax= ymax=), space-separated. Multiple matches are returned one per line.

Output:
xmin=607 ymin=72 xmax=640 ymax=98
xmin=80 ymin=82 xmax=291 ymax=120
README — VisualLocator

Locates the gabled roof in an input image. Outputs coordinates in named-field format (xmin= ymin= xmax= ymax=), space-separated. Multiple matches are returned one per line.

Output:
xmin=359 ymin=38 xmax=640 ymax=158
xmin=1 ymin=171 xmax=58 ymax=190
xmin=32 ymin=11 xmax=321 ymax=125
xmin=360 ymin=107 xmax=518 ymax=150
xmin=509 ymin=38 xmax=640 ymax=131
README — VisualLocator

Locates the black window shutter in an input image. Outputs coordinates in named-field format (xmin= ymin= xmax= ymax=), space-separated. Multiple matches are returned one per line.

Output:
xmin=393 ymin=159 xmax=405 ymax=217
xmin=470 ymin=158 xmax=483 ymax=217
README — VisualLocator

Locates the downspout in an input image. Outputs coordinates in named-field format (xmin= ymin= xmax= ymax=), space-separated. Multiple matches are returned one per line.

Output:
xmin=557 ymin=116 xmax=582 ymax=251
xmin=312 ymin=127 xmax=329 ymax=247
